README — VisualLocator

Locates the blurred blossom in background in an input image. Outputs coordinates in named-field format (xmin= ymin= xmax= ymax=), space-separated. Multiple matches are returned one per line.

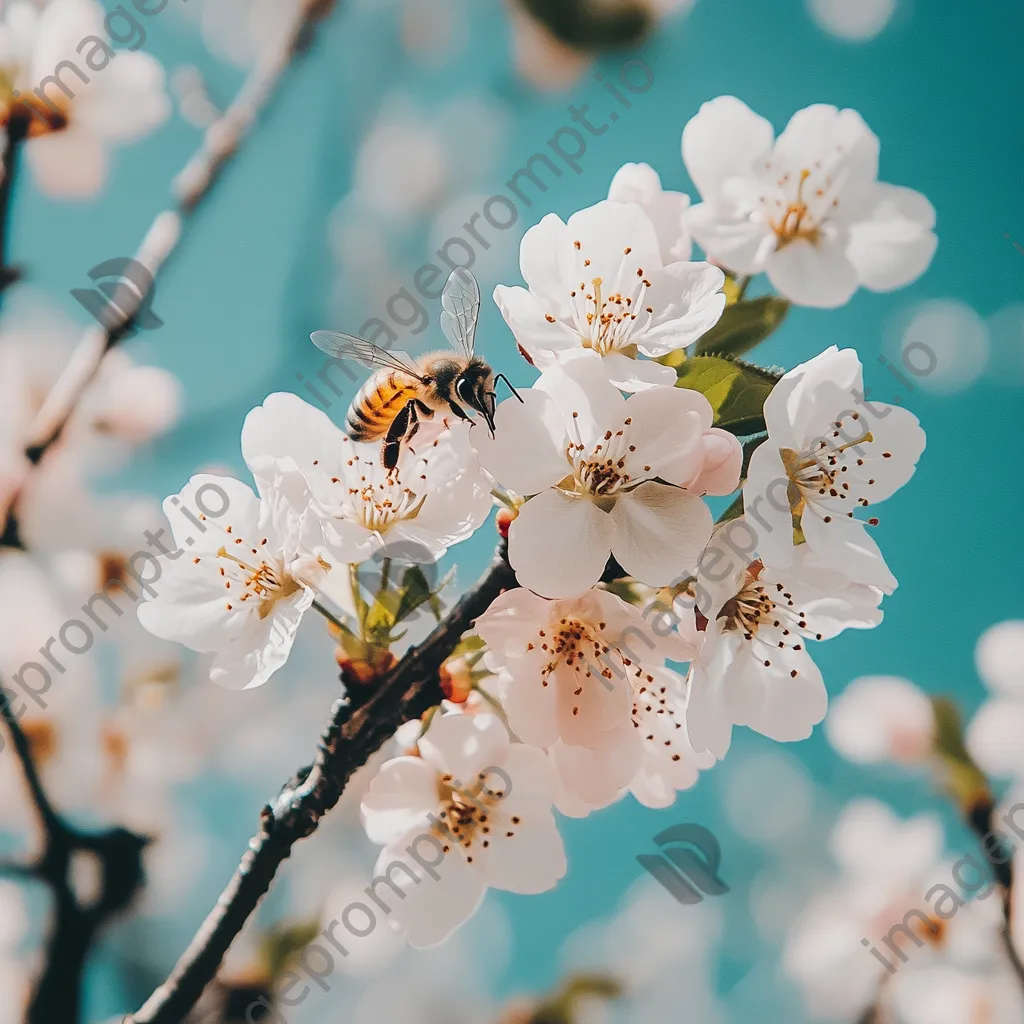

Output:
xmin=0 ymin=0 xmax=1022 ymax=1023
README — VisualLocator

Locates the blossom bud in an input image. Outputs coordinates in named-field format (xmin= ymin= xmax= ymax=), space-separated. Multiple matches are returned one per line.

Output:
xmin=496 ymin=506 xmax=517 ymax=539
xmin=335 ymin=649 xmax=397 ymax=688
xmin=440 ymin=656 xmax=473 ymax=703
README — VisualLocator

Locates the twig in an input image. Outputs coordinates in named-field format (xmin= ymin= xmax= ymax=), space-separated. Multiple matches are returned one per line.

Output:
xmin=127 ymin=544 xmax=517 ymax=1024
xmin=0 ymin=683 xmax=150 ymax=1024
xmin=4 ymin=0 xmax=333 ymax=531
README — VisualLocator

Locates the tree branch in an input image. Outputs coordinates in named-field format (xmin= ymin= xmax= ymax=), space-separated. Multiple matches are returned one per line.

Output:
xmin=128 ymin=544 xmax=517 ymax=1024
xmin=0 ymin=684 xmax=150 ymax=1024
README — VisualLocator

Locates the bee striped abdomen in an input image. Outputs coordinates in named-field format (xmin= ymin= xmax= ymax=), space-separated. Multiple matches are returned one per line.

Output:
xmin=346 ymin=370 xmax=420 ymax=441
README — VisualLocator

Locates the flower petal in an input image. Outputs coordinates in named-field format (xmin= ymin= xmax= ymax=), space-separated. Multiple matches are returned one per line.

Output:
xmin=361 ymin=756 xmax=442 ymax=844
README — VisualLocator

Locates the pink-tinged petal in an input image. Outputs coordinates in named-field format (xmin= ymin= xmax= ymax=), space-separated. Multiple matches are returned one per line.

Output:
xmin=493 ymin=285 xmax=579 ymax=363
xmin=549 ymin=726 xmax=641 ymax=807
xmin=508 ymin=490 xmax=612 ymax=598
xmin=552 ymin=655 xmax=633 ymax=749
xmin=475 ymin=588 xmax=550 ymax=657
xmin=682 ymin=95 xmax=775 ymax=202
xmin=498 ymin=662 xmax=560 ymax=749
xmin=684 ymin=428 xmax=742 ymax=496
xmin=600 ymin=351 xmax=678 ymax=392
xmin=499 ymin=742 xmax=558 ymax=806
xmin=801 ymin=507 xmax=897 ymax=593
xmin=418 ymin=712 xmax=511 ymax=786
xmin=847 ymin=184 xmax=937 ymax=291
xmin=609 ymin=483 xmax=712 ymax=588
xmin=685 ymin=636 xmax=740 ymax=758
xmin=477 ymin=808 xmax=566 ymax=895
xmin=621 ymin=387 xmax=708 ymax=482
xmin=766 ymin=232 xmax=860 ymax=308
xmin=375 ymin=834 xmax=487 ymax=949
xmin=730 ymin=646 xmax=828 ymax=743
xmin=472 ymin=388 xmax=566 ymax=496
xmin=361 ymin=756 xmax=442 ymax=844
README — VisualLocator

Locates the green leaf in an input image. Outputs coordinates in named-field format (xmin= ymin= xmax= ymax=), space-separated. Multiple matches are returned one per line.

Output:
xmin=694 ymin=296 xmax=791 ymax=358
xmin=365 ymin=588 xmax=402 ymax=639
xmin=675 ymin=354 xmax=781 ymax=434
xmin=393 ymin=564 xmax=450 ymax=624
xmin=931 ymin=696 xmax=990 ymax=812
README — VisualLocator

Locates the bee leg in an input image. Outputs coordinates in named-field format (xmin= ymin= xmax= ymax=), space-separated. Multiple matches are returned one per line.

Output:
xmin=446 ymin=400 xmax=471 ymax=422
xmin=495 ymin=373 xmax=524 ymax=403
xmin=383 ymin=400 xmax=414 ymax=472
xmin=404 ymin=400 xmax=433 ymax=446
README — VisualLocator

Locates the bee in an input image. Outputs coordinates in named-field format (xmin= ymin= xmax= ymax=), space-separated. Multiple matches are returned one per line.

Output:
xmin=311 ymin=267 xmax=521 ymax=471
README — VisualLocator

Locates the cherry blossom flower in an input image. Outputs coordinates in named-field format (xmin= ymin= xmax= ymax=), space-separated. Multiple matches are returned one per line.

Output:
xmin=680 ymin=533 xmax=883 ymax=758
xmin=137 ymin=473 xmax=328 ymax=690
xmin=0 ymin=0 xmax=169 ymax=198
xmin=474 ymin=352 xmax=716 ymax=598
xmin=241 ymin=392 xmax=491 ymax=566
xmin=608 ymin=162 xmax=692 ymax=263
xmin=476 ymin=586 xmax=694 ymax=806
xmin=827 ymin=675 xmax=936 ymax=766
xmin=683 ymin=96 xmax=937 ymax=307
xmin=493 ymin=199 xmax=725 ymax=391
xmin=360 ymin=712 xmax=565 ymax=948
xmin=743 ymin=346 xmax=925 ymax=592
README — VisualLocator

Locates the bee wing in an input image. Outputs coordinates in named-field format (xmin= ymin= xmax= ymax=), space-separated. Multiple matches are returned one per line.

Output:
xmin=309 ymin=331 xmax=426 ymax=379
xmin=439 ymin=267 xmax=480 ymax=359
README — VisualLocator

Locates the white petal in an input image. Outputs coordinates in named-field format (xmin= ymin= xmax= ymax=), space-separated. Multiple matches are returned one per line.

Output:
xmin=847 ymin=184 xmax=937 ymax=291
xmin=682 ymin=95 xmax=775 ymax=202
xmin=27 ymin=130 xmax=107 ymax=198
xmin=548 ymin=728 xmax=640 ymax=807
xmin=361 ymin=756 xmax=442 ymax=844
xmin=376 ymin=833 xmax=487 ymax=949
xmin=608 ymin=161 xmax=693 ymax=262
xmin=600 ymin=351 xmax=678 ymax=392
xmin=766 ymin=233 xmax=860 ymax=308
xmin=508 ymin=490 xmax=612 ymax=598
xmin=801 ymin=507 xmax=897 ymax=593
xmin=639 ymin=261 xmax=727 ymax=354
xmin=622 ymin=385 xmax=710 ymax=482
xmin=497 ymin=660 xmax=560 ymax=748
xmin=975 ymin=621 xmax=1024 ymax=696
xmin=564 ymin=200 xmax=663 ymax=289
xmin=418 ymin=712 xmax=511 ymax=787
xmin=477 ymin=810 xmax=566 ymax=894
xmin=493 ymin=284 xmax=579 ymax=363
xmin=609 ymin=483 xmax=712 ymax=587
xmin=731 ymin=646 xmax=828 ymax=743
xmin=687 ymin=201 xmax=776 ymax=275
xmin=518 ymin=212 xmax=572 ymax=310
xmin=534 ymin=350 xmax=626 ymax=437
xmin=472 ymin=388 xmax=566 ymax=496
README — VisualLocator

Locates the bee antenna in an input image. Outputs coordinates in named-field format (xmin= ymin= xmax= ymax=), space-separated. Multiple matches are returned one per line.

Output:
xmin=494 ymin=374 xmax=523 ymax=403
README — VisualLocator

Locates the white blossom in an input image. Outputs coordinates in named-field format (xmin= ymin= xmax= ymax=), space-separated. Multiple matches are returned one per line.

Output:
xmin=681 ymin=534 xmax=883 ymax=758
xmin=474 ymin=352 xmax=716 ymax=598
xmin=137 ymin=473 xmax=327 ymax=690
xmin=493 ymin=199 xmax=725 ymax=391
xmin=608 ymin=161 xmax=693 ymax=263
xmin=241 ymin=392 xmax=491 ymax=566
xmin=683 ymin=96 xmax=937 ymax=307
xmin=967 ymin=621 xmax=1024 ymax=780
xmin=743 ymin=345 xmax=925 ymax=591
xmin=360 ymin=712 xmax=565 ymax=948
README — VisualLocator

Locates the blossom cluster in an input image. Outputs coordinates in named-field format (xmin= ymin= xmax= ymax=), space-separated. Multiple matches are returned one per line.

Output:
xmin=137 ymin=97 xmax=932 ymax=947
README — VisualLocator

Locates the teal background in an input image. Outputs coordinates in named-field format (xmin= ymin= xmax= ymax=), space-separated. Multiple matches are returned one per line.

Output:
xmin=7 ymin=0 xmax=1024 ymax=1017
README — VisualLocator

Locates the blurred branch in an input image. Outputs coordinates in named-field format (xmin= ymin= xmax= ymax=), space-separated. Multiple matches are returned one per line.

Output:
xmin=1 ymin=0 xmax=335 ymax=549
xmin=0 ymin=682 xmax=150 ymax=1024
xmin=932 ymin=697 xmax=1024 ymax=987
xmin=127 ymin=543 xmax=517 ymax=1024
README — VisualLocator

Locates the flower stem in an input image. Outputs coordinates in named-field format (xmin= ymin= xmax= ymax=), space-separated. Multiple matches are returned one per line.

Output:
xmin=311 ymin=597 xmax=346 ymax=632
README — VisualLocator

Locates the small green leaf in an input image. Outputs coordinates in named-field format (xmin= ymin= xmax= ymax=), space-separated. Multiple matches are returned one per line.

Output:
xmin=931 ymin=696 xmax=990 ymax=812
xmin=694 ymin=296 xmax=791 ymax=358
xmin=365 ymin=588 xmax=402 ymax=639
xmin=675 ymin=354 xmax=781 ymax=434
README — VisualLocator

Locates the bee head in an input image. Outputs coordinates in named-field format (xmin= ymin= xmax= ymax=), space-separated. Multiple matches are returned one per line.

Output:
xmin=456 ymin=362 xmax=497 ymax=436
